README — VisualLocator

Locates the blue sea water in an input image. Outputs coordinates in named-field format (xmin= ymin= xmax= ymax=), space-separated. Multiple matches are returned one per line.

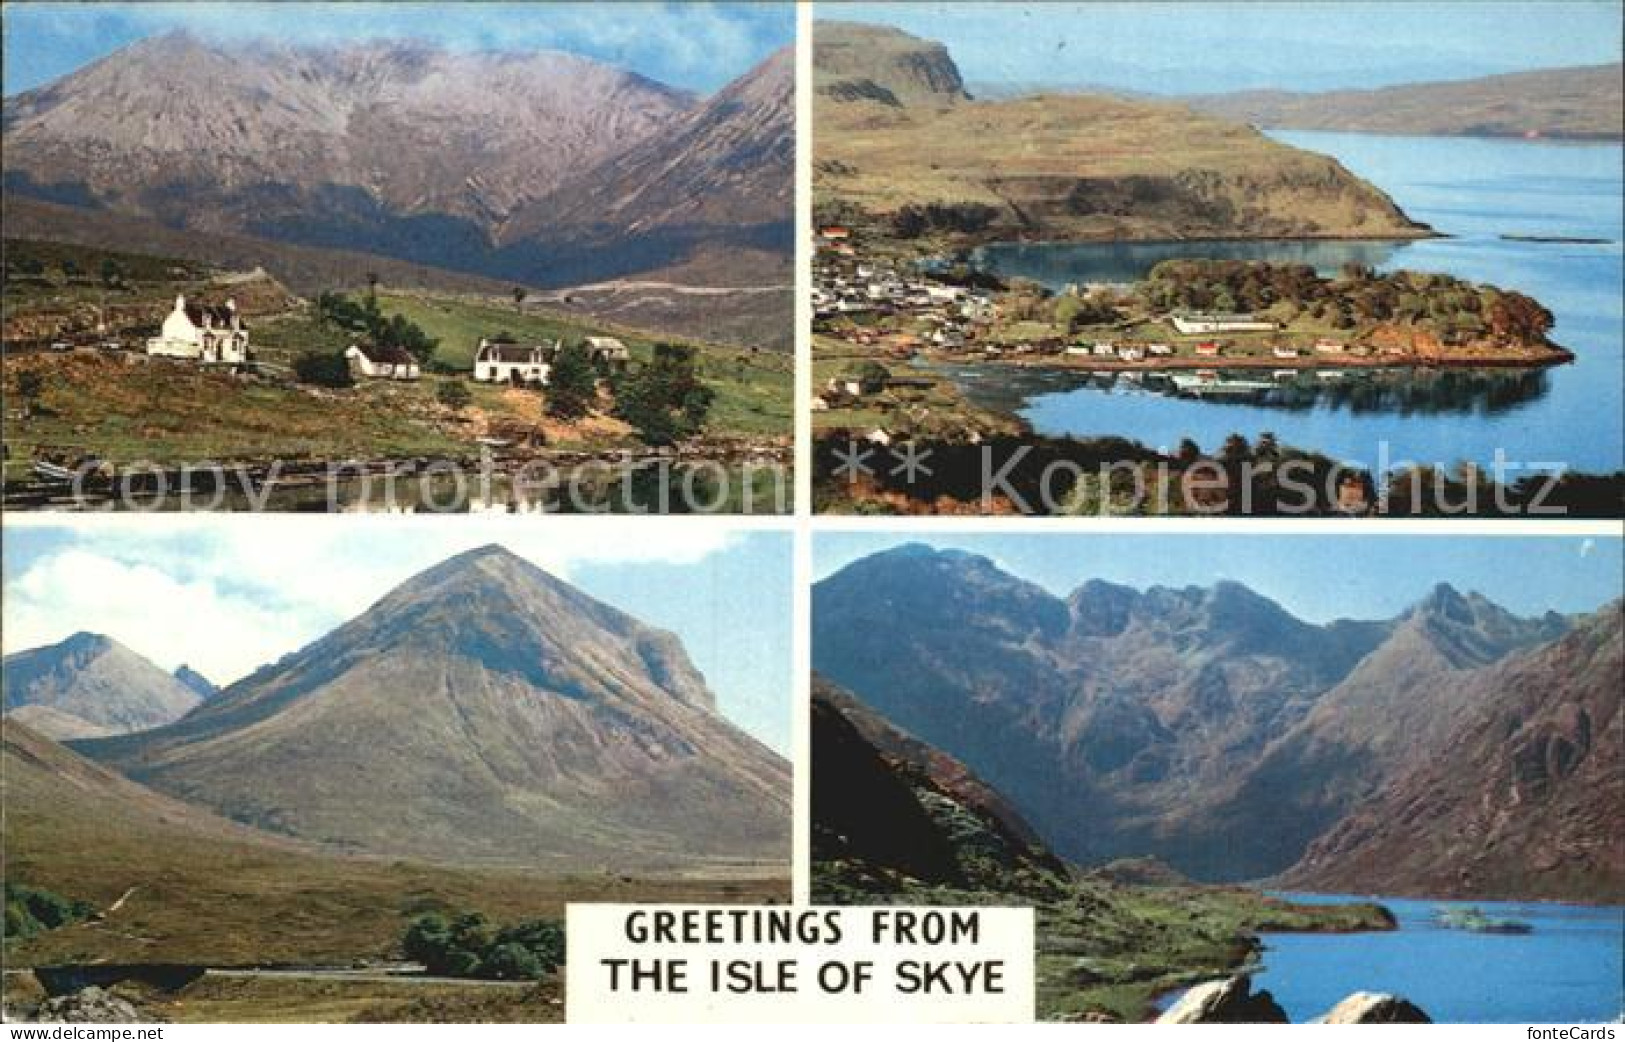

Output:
xmin=1247 ymin=894 xmax=1625 ymax=1024
xmin=953 ymin=132 xmax=1625 ymax=474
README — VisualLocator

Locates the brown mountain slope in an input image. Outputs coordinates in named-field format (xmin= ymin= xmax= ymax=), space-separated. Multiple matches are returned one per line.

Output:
xmin=3 ymin=632 xmax=202 ymax=739
xmin=3 ymin=719 xmax=782 ymax=967
xmin=77 ymin=546 xmax=789 ymax=870
xmin=812 ymin=673 xmax=1066 ymax=893
xmin=813 ymin=22 xmax=1425 ymax=243
xmin=1161 ymin=585 xmax=1569 ymax=880
xmin=1188 ymin=64 xmax=1624 ymax=141
xmin=505 ymin=47 xmax=793 ymax=263
xmin=1282 ymin=602 xmax=1624 ymax=902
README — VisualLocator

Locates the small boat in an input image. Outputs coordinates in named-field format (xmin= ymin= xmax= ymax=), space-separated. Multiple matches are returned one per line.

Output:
xmin=1434 ymin=906 xmax=1533 ymax=935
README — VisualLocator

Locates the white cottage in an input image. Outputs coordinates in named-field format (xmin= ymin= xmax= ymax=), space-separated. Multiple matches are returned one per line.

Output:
xmin=584 ymin=336 xmax=631 ymax=368
xmin=345 ymin=342 xmax=421 ymax=380
xmin=147 ymin=295 xmax=249 ymax=363
xmin=474 ymin=338 xmax=555 ymax=384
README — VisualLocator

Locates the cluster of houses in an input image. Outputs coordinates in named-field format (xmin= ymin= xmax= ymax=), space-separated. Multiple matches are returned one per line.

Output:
xmin=138 ymin=293 xmax=633 ymax=387
xmin=813 ymin=243 xmax=995 ymax=353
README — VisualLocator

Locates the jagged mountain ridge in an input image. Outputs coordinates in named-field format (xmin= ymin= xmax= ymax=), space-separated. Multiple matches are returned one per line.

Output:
xmin=812 ymin=544 xmax=1589 ymax=886
xmin=3 ymin=31 xmax=791 ymax=290
xmin=77 ymin=546 xmax=789 ymax=869
xmin=3 ymin=632 xmax=203 ymax=739
xmin=1281 ymin=601 xmax=1623 ymax=902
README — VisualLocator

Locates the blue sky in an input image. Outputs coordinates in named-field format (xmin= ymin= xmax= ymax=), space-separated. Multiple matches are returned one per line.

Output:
xmin=2 ymin=2 xmax=793 ymax=96
xmin=834 ymin=2 xmax=1623 ymax=94
xmin=814 ymin=532 xmax=1622 ymax=623
xmin=3 ymin=520 xmax=792 ymax=753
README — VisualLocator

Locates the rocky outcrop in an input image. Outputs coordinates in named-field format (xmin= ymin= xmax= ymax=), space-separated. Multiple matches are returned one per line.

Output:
xmin=1155 ymin=976 xmax=1288 ymax=1024
xmin=29 ymin=986 xmax=159 ymax=1024
xmin=812 ymin=674 xmax=1067 ymax=895
xmin=814 ymin=22 xmax=969 ymax=108
xmin=1315 ymin=992 xmax=1432 ymax=1024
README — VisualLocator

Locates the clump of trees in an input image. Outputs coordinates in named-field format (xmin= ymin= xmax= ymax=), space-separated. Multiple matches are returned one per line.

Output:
xmin=293 ymin=351 xmax=355 ymax=388
xmin=4 ymin=882 xmax=92 ymax=942
xmin=611 ymin=343 xmax=714 ymax=446
xmin=890 ymin=202 xmax=1000 ymax=239
xmin=546 ymin=343 xmax=598 ymax=420
xmin=1053 ymin=290 xmax=1120 ymax=331
xmin=314 ymin=291 xmax=441 ymax=366
xmin=1135 ymin=259 xmax=1553 ymax=343
xmin=402 ymin=912 xmax=565 ymax=981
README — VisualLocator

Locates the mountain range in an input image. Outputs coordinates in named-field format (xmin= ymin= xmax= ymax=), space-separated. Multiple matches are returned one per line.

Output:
xmin=811 ymin=544 xmax=1619 ymax=900
xmin=3 ymin=633 xmax=207 ymax=739
xmin=1186 ymin=64 xmax=1624 ymax=142
xmin=813 ymin=21 xmax=1424 ymax=243
xmin=2 ymin=32 xmax=792 ymax=299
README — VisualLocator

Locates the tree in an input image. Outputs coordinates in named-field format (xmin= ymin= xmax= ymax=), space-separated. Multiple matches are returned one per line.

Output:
xmin=1219 ymin=433 xmax=1252 ymax=466
xmin=294 ymin=352 xmax=354 ymax=388
xmin=611 ymin=343 xmax=714 ymax=447
xmin=15 ymin=371 xmax=44 ymax=417
xmin=483 ymin=943 xmax=543 ymax=981
xmin=511 ymin=286 xmax=528 ymax=313
xmin=1175 ymin=437 xmax=1202 ymax=467
xmin=99 ymin=258 xmax=125 ymax=289
xmin=546 ymin=343 xmax=597 ymax=420
xmin=59 ymin=259 xmax=81 ymax=279
xmin=436 ymin=380 xmax=472 ymax=412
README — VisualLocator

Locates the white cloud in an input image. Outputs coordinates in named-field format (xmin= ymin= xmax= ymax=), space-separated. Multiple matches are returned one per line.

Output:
xmin=3 ymin=518 xmax=744 ymax=685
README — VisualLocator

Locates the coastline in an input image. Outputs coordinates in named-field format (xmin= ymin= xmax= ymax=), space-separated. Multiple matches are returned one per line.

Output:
xmin=921 ymin=344 xmax=1576 ymax=373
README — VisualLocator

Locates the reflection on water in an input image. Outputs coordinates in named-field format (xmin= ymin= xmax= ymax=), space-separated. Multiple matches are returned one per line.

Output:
xmin=933 ymin=362 xmax=1552 ymax=422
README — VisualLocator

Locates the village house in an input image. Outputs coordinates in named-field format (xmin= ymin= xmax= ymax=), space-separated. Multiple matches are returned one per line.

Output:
xmin=1146 ymin=343 xmax=1175 ymax=357
xmin=584 ymin=336 xmax=632 ymax=369
xmin=1273 ymin=346 xmax=1302 ymax=360
xmin=1194 ymin=341 xmax=1224 ymax=358
xmin=1314 ymin=337 xmax=1347 ymax=354
xmin=474 ymin=337 xmax=556 ymax=385
xmin=1170 ymin=312 xmax=1277 ymax=335
xmin=146 ymin=294 xmax=249 ymax=363
xmin=345 ymin=342 xmax=421 ymax=380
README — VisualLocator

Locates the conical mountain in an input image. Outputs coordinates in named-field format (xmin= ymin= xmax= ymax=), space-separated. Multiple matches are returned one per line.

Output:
xmin=3 ymin=632 xmax=203 ymax=739
xmin=79 ymin=546 xmax=789 ymax=869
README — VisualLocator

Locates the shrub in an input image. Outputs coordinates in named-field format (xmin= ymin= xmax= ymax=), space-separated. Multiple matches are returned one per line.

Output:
xmin=294 ymin=352 xmax=355 ymax=388
xmin=436 ymin=380 xmax=472 ymax=412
